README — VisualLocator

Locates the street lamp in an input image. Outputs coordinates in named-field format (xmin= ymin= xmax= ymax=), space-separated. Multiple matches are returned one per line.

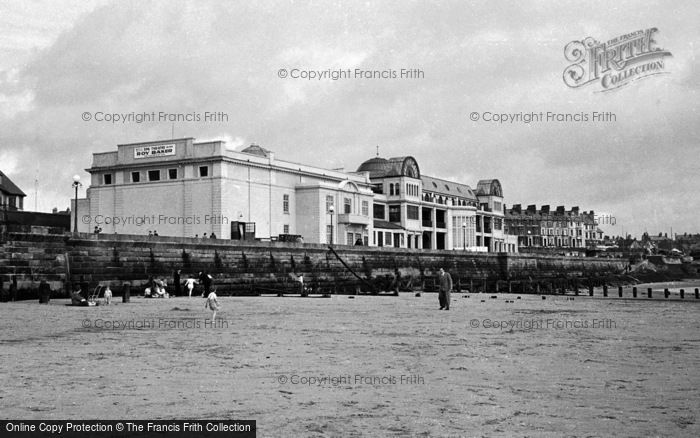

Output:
xmin=72 ymin=174 xmax=82 ymax=233
xmin=328 ymin=205 xmax=334 ymax=246
xmin=462 ymin=221 xmax=467 ymax=250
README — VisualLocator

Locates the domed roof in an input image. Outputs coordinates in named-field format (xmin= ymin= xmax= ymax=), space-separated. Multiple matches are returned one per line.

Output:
xmin=357 ymin=156 xmax=420 ymax=179
xmin=241 ymin=144 xmax=270 ymax=157
xmin=357 ymin=157 xmax=392 ymax=178
xmin=476 ymin=179 xmax=503 ymax=197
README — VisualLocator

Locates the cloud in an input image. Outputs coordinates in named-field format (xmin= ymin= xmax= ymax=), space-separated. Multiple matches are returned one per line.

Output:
xmin=0 ymin=0 xmax=698 ymax=235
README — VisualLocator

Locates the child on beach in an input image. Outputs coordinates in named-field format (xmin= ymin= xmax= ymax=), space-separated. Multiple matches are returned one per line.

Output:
xmin=185 ymin=277 xmax=196 ymax=297
xmin=205 ymin=289 xmax=220 ymax=323
xmin=103 ymin=286 xmax=112 ymax=305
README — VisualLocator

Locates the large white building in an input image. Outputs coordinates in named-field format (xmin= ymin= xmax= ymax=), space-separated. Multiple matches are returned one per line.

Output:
xmin=77 ymin=137 xmax=517 ymax=252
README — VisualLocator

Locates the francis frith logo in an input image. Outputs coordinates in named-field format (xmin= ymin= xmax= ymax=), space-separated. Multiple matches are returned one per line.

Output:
xmin=563 ymin=28 xmax=672 ymax=91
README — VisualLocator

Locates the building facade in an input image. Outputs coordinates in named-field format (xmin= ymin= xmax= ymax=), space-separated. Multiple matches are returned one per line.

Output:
xmin=504 ymin=204 xmax=603 ymax=250
xmin=0 ymin=170 xmax=26 ymax=211
xmin=78 ymin=137 xmax=517 ymax=252
xmin=356 ymin=156 xmax=516 ymax=252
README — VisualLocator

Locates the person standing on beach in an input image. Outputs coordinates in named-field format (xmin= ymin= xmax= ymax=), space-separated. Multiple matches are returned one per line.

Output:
xmin=173 ymin=269 xmax=181 ymax=296
xmin=205 ymin=289 xmax=220 ymax=323
xmin=199 ymin=271 xmax=212 ymax=297
xmin=185 ymin=277 xmax=196 ymax=297
xmin=438 ymin=268 xmax=453 ymax=310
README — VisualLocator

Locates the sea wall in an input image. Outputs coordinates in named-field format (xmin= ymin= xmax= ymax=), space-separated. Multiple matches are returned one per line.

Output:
xmin=0 ymin=232 xmax=626 ymax=298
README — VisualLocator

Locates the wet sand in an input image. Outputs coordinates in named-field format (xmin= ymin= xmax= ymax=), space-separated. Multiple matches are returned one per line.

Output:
xmin=1 ymin=291 xmax=699 ymax=437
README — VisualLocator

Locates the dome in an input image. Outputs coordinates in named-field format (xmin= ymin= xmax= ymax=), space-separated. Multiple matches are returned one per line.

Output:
xmin=357 ymin=156 xmax=420 ymax=179
xmin=357 ymin=157 xmax=392 ymax=178
xmin=241 ymin=144 xmax=270 ymax=157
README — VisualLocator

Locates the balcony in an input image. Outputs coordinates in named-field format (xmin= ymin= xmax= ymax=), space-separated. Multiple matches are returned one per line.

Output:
xmin=337 ymin=213 xmax=371 ymax=226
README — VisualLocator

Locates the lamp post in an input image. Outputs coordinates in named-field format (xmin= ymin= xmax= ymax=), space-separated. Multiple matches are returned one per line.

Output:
xmin=72 ymin=175 xmax=82 ymax=233
xmin=328 ymin=205 xmax=334 ymax=246
xmin=462 ymin=221 xmax=467 ymax=250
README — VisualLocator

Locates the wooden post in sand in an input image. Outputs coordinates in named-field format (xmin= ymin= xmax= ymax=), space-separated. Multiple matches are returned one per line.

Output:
xmin=632 ymin=287 xmax=637 ymax=298
xmin=647 ymin=288 xmax=652 ymax=298
xmin=588 ymin=283 xmax=593 ymax=297
xmin=122 ymin=282 xmax=130 ymax=303
xmin=696 ymin=288 xmax=699 ymax=299
xmin=603 ymin=285 xmax=608 ymax=297
xmin=680 ymin=289 xmax=684 ymax=299
xmin=618 ymin=286 xmax=623 ymax=298
xmin=664 ymin=288 xmax=670 ymax=299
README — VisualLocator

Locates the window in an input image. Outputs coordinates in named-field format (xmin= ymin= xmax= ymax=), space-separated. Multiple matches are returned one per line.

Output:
xmin=385 ymin=232 xmax=392 ymax=246
xmin=362 ymin=200 xmax=369 ymax=216
xmin=148 ymin=170 xmax=160 ymax=181
xmin=389 ymin=205 xmax=401 ymax=223
xmin=131 ymin=172 xmax=140 ymax=183
xmin=326 ymin=195 xmax=334 ymax=213
xmin=344 ymin=198 xmax=351 ymax=214
xmin=283 ymin=225 xmax=289 ymax=234
xmin=407 ymin=205 xmax=419 ymax=220
xmin=103 ymin=174 xmax=112 ymax=185
xmin=168 ymin=168 xmax=178 ymax=180
xmin=347 ymin=232 xmax=354 ymax=245
xmin=494 ymin=218 xmax=503 ymax=230
xmin=395 ymin=184 xmax=400 ymax=196
xmin=389 ymin=184 xmax=394 ymax=196
xmin=199 ymin=166 xmax=209 ymax=177
xmin=283 ymin=194 xmax=289 ymax=214
xmin=373 ymin=204 xmax=385 ymax=220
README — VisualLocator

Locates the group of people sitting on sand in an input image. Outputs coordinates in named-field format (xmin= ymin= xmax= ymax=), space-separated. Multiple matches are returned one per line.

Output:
xmin=143 ymin=271 xmax=213 ymax=298
xmin=144 ymin=278 xmax=168 ymax=298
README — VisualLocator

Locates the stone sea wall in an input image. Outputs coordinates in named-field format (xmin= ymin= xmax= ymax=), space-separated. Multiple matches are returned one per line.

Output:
xmin=0 ymin=232 xmax=626 ymax=298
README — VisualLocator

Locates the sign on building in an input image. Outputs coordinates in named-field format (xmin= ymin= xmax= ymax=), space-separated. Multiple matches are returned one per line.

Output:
xmin=134 ymin=144 xmax=176 ymax=159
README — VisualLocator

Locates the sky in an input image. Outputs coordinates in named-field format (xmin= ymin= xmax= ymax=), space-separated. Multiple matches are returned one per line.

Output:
xmin=0 ymin=0 xmax=698 ymax=237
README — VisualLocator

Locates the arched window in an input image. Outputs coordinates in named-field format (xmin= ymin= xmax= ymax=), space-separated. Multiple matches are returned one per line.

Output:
xmin=389 ymin=184 xmax=394 ymax=196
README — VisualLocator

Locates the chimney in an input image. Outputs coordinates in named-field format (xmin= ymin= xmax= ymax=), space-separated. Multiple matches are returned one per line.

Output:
xmin=556 ymin=205 xmax=565 ymax=214
xmin=540 ymin=205 xmax=550 ymax=214
xmin=52 ymin=207 xmax=58 ymax=214
xmin=512 ymin=204 xmax=521 ymax=213
xmin=571 ymin=206 xmax=579 ymax=215
xmin=526 ymin=204 xmax=537 ymax=214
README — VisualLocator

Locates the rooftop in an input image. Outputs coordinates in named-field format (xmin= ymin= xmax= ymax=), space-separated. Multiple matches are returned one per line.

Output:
xmin=0 ymin=170 xmax=26 ymax=197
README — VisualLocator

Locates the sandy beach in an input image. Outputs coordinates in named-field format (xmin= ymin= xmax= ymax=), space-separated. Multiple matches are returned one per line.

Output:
xmin=1 ymin=290 xmax=699 ymax=437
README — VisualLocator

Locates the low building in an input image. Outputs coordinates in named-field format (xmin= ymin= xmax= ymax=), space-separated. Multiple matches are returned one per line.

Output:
xmin=79 ymin=138 xmax=374 ymax=243
xmin=0 ymin=170 xmax=26 ymax=211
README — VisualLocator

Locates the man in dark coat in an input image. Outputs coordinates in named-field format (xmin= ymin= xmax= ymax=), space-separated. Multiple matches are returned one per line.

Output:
xmin=173 ymin=270 xmax=182 ymax=296
xmin=199 ymin=271 xmax=212 ymax=297
xmin=438 ymin=268 xmax=453 ymax=310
